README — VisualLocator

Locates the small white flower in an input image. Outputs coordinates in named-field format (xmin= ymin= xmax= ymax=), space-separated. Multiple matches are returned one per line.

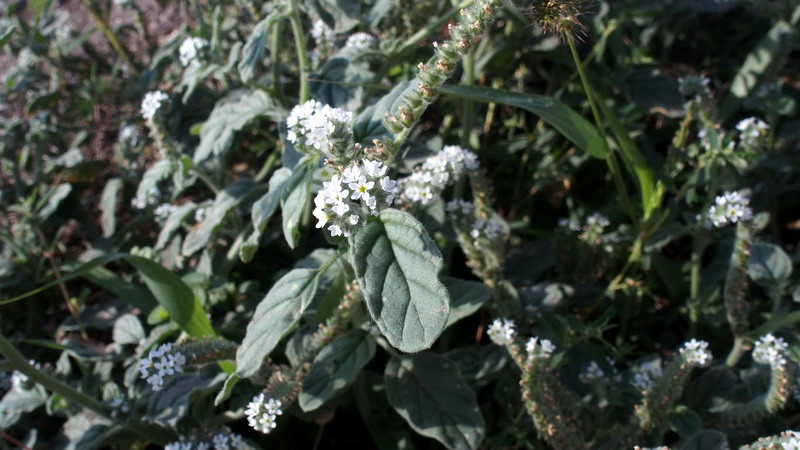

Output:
xmin=753 ymin=333 xmax=788 ymax=368
xmin=706 ymin=191 xmax=753 ymax=228
xmin=363 ymin=159 xmax=386 ymax=177
xmin=342 ymin=165 xmax=361 ymax=184
xmin=245 ymin=394 xmax=284 ymax=434
xmin=579 ymin=361 xmax=605 ymax=384
xmin=679 ymin=339 xmax=712 ymax=367
xmin=345 ymin=32 xmax=377 ymax=49
xmin=348 ymin=214 xmax=359 ymax=225
xmin=141 ymin=91 xmax=169 ymax=121
xmin=487 ymin=318 xmax=516 ymax=346
xmin=329 ymin=224 xmax=343 ymax=237
xmin=179 ymin=37 xmax=206 ymax=67
xmin=349 ymin=176 xmax=375 ymax=201
xmin=138 ymin=343 xmax=186 ymax=391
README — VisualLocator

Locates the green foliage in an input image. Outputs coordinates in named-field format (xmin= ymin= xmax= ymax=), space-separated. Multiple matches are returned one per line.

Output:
xmin=350 ymin=209 xmax=450 ymax=353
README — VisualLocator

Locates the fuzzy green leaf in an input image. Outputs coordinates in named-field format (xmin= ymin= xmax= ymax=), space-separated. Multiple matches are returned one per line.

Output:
xmin=299 ymin=329 xmax=376 ymax=412
xmin=443 ymin=277 xmax=491 ymax=328
xmin=747 ymin=242 xmax=793 ymax=288
xmin=193 ymin=89 xmax=282 ymax=163
xmin=100 ymin=178 xmax=122 ymax=238
xmin=384 ymin=353 xmax=485 ymax=450
xmin=350 ymin=209 xmax=450 ymax=353
xmin=440 ymin=85 xmax=607 ymax=159
xmin=235 ymin=268 xmax=320 ymax=378
xmin=182 ymin=179 xmax=257 ymax=256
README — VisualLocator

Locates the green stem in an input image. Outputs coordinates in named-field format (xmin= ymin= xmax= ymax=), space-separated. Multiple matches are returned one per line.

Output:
xmin=566 ymin=33 xmax=637 ymax=228
xmin=270 ymin=19 xmax=286 ymax=106
xmin=83 ymin=0 xmax=138 ymax=75
xmin=287 ymin=0 xmax=309 ymax=103
xmin=0 ymin=333 xmax=111 ymax=417
xmin=192 ymin=168 xmax=221 ymax=194
xmin=461 ymin=47 xmax=476 ymax=148
xmin=725 ymin=336 xmax=747 ymax=368
xmin=255 ymin=149 xmax=280 ymax=182
xmin=688 ymin=237 xmax=707 ymax=336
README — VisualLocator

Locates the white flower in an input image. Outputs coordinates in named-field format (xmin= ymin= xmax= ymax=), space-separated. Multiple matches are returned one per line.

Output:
xmin=632 ymin=364 xmax=663 ymax=392
xmin=782 ymin=430 xmax=800 ymax=450
xmin=311 ymin=20 xmax=336 ymax=44
xmin=286 ymin=100 xmax=352 ymax=157
xmin=678 ymin=75 xmax=711 ymax=98
xmin=753 ymin=333 xmax=788 ymax=368
xmin=179 ymin=37 xmax=206 ymax=67
xmin=154 ymin=203 xmax=176 ymax=221
xmin=399 ymin=146 xmax=480 ymax=206
xmin=245 ymin=394 xmax=283 ymax=434
xmin=380 ymin=176 xmax=397 ymax=193
xmin=579 ymin=361 xmax=605 ymax=384
xmin=487 ymin=318 xmax=516 ymax=346
xmin=138 ymin=343 xmax=186 ymax=391
xmin=345 ymin=32 xmax=377 ymax=49
xmin=706 ymin=191 xmax=753 ymax=228
xmin=736 ymin=116 xmax=769 ymax=148
xmin=140 ymin=91 xmax=169 ymax=121
xmin=343 ymin=164 xmax=361 ymax=183
xmin=363 ymin=159 xmax=387 ymax=177
xmin=329 ymin=224 xmax=343 ymax=237
xmin=679 ymin=339 xmax=712 ymax=367
xmin=349 ymin=176 xmax=375 ymax=201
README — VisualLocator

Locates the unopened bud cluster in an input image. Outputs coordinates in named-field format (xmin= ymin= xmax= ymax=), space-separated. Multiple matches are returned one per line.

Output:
xmin=313 ymin=160 xmax=398 ymax=237
xmin=380 ymin=0 xmax=501 ymax=156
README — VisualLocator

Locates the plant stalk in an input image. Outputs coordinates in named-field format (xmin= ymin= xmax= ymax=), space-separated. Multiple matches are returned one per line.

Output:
xmin=287 ymin=0 xmax=309 ymax=103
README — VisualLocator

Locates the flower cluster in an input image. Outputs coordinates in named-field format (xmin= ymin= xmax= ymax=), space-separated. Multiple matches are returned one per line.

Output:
xmin=753 ymin=333 xmax=788 ymax=368
xmin=558 ymin=212 xmax=615 ymax=246
xmin=399 ymin=145 xmax=479 ymax=205
xmin=706 ymin=191 xmax=753 ymax=228
xmin=311 ymin=20 xmax=336 ymax=45
xmin=312 ymin=160 xmax=397 ymax=237
xmin=525 ymin=336 xmax=555 ymax=360
xmin=487 ymin=318 xmax=516 ymax=346
xmin=245 ymin=393 xmax=283 ymax=434
xmin=154 ymin=203 xmax=176 ymax=222
xmin=632 ymin=365 xmax=663 ymax=392
xmin=179 ymin=37 xmax=206 ymax=68
xmin=194 ymin=200 xmax=212 ymax=222
xmin=138 ymin=343 xmax=186 ymax=391
xmin=131 ymin=187 xmax=160 ymax=209
xmin=286 ymin=100 xmax=353 ymax=159
xmin=736 ymin=116 xmax=769 ymax=148
xmin=782 ymin=430 xmax=800 ymax=450
xmin=164 ymin=431 xmax=245 ymax=450
xmin=579 ymin=361 xmax=605 ymax=384
xmin=140 ymin=90 xmax=169 ymax=122
xmin=345 ymin=32 xmax=377 ymax=49
xmin=679 ymin=339 xmax=712 ymax=367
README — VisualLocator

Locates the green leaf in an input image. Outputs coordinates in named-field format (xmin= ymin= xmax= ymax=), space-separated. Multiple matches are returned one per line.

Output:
xmin=3 ymin=254 xmax=215 ymax=339
xmin=73 ymin=265 xmax=157 ymax=313
xmin=384 ymin=353 xmax=485 ymax=450
xmin=596 ymin=95 xmax=660 ymax=220
xmin=747 ymin=242 xmax=793 ymax=288
xmin=235 ymin=268 xmax=320 ymax=378
xmin=193 ymin=89 xmax=282 ymax=163
xmin=281 ymin=163 xmax=313 ymax=249
xmin=113 ymin=314 xmax=145 ymax=345
xmin=443 ymin=277 xmax=490 ymax=328
xmin=100 ymin=178 xmax=122 ymax=238
xmin=146 ymin=373 xmax=226 ymax=427
xmin=352 ymin=80 xmax=418 ymax=146
xmin=307 ymin=0 xmax=361 ymax=33
xmin=182 ymin=179 xmax=257 ymax=256
xmin=299 ymin=329 xmax=377 ymax=412
xmin=134 ymin=159 xmax=172 ymax=206
xmin=155 ymin=202 xmax=197 ymax=251
xmin=350 ymin=209 xmax=450 ymax=353
xmin=440 ymin=85 xmax=607 ymax=159
xmin=37 ymin=183 xmax=72 ymax=220
xmin=719 ymin=21 xmax=794 ymax=121
xmin=238 ymin=11 xmax=283 ymax=82
xmin=622 ymin=67 xmax=684 ymax=118
xmin=310 ymin=47 xmax=372 ymax=110
xmin=240 ymin=168 xmax=293 ymax=262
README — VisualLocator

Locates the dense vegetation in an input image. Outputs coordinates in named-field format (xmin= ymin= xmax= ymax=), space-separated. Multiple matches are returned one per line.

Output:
xmin=1 ymin=0 xmax=800 ymax=448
